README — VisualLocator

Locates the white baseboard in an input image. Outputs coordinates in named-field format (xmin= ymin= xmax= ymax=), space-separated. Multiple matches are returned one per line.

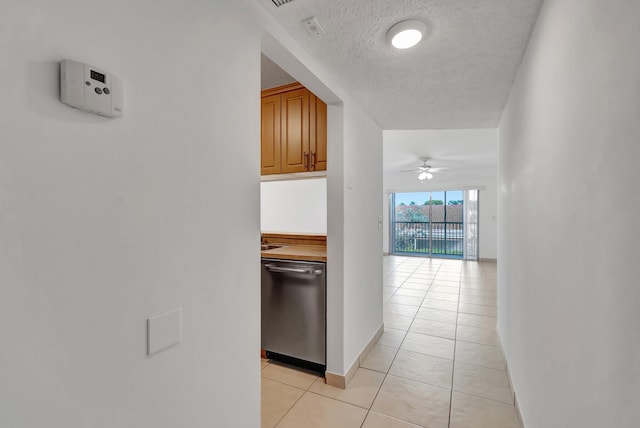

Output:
xmin=325 ymin=323 xmax=384 ymax=389
xmin=496 ymin=326 xmax=526 ymax=428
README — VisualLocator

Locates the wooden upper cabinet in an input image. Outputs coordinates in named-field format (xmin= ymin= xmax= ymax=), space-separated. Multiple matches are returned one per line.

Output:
xmin=310 ymin=94 xmax=327 ymax=171
xmin=261 ymin=94 xmax=281 ymax=175
xmin=260 ymin=82 xmax=327 ymax=175
xmin=281 ymin=88 xmax=310 ymax=174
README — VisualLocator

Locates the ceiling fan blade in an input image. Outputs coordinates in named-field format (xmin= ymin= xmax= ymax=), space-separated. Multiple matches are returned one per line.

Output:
xmin=399 ymin=159 xmax=448 ymax=174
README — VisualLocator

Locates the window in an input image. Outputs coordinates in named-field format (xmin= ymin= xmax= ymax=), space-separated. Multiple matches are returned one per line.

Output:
xmin=390 ymin=190 xmax=478 ymax=260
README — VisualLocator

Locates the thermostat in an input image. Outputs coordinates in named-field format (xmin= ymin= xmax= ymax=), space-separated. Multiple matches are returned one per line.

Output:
xmin=60 ymin=59 xmax=123 ymax=118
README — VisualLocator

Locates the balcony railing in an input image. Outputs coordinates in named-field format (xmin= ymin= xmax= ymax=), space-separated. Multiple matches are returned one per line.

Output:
xmin=392 ymin=221 xmax=463 ymax=257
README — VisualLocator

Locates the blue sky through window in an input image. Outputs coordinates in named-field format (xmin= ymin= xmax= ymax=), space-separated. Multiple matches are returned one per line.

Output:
xmin=394 ymin=190 xmax=464 ymax=206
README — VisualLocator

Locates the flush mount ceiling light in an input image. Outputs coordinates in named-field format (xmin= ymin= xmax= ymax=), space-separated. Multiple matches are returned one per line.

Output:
xmin=387 ymin=19 xmax=427 ymax=49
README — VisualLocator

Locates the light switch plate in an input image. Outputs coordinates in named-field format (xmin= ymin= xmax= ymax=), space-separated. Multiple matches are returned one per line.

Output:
xmin=147 ymin=308 xmax=181 ymax=355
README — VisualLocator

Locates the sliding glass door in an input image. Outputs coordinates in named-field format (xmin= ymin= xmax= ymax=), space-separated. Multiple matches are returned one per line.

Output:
xmin=390 ymin=190 xmax=479 ymax=260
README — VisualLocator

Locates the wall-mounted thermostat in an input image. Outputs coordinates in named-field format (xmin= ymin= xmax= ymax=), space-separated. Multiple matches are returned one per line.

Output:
xmin=60 ymin=59 xmax=123 ymax=118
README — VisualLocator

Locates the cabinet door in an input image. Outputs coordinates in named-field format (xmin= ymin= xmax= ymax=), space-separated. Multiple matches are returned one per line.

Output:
xmin=261 ymin=94 xmax=281 ymax=175
xmin=281 ymin=88 xmax=310 ymax=173
xmin=310 ymin=95 xmax=327 ymax=171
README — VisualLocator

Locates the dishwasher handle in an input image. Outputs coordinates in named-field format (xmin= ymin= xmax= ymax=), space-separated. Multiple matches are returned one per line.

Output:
xmin=264 ymin=264 xmax=323 ymax=275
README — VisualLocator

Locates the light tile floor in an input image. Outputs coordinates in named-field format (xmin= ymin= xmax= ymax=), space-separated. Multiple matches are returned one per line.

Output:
xmin=261 ymin=255 xmax=519 ymax=428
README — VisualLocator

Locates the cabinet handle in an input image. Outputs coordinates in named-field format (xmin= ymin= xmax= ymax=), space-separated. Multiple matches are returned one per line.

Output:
xmin=304 ymin=152 xmax=309 ymax=170
xmin=310 ymin=152 xmax=316 ymax=170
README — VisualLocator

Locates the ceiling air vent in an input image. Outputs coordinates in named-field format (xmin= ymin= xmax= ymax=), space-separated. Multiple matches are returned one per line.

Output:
xmin=272 ymin=0 xmax=295 ymax=7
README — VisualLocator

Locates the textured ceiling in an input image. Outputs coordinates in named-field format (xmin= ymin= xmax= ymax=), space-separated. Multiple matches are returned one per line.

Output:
xmin=258 ymin=0 xmax=543 ymax=129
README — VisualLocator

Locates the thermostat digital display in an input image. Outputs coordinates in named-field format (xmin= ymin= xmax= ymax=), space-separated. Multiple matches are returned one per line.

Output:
xmin=90 ymin=70 xmax=106 ymax=83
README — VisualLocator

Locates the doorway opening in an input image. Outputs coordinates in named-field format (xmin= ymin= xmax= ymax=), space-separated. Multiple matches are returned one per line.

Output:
xmin=389 ymin=190 xmax=479 ymax=260
xmin=260 ymin=31 xmax=345 ymax=379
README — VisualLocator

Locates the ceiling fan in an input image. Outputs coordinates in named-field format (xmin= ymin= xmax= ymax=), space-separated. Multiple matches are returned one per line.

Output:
xmin=400 ymin=158 xmax=448 ymax=181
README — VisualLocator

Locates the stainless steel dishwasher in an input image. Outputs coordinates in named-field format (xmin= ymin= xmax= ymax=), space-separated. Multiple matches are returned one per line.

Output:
xmin=261 ymin=259 xmax=326 ymax=373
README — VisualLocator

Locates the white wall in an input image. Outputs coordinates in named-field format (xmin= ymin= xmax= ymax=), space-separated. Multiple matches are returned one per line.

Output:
xmin=383 ymin=130 xmax=498 ymax=259
xmin=478 ymin=184 xmax=497 ymax=259
xmin=0 ymin=1 xmax=261 ymax=427
xmin=342 ymin=103 xmax=384 ymax=371
xmin=261 ymin=178 xmax=327 ymax=234
xmin=498 ymin=0 xmax=640 ymax=426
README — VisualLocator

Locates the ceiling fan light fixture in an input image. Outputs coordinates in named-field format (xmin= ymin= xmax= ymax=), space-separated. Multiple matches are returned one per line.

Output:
xmin=418 ymin=171 xmax=434 ymax=181
xmin=387 ymin=20 xmax=426 ymax=49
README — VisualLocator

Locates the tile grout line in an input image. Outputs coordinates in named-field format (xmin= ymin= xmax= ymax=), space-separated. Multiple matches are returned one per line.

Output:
xmin=386 ymin=258 xmax=504 ymax=426
xmin=404 ymin=260 xmax=458 ymax=428
xmin=447 ymin=265 xmax=463 ymax=428
xmin=364 ymin=260 xmax=423 ymax=423
xmin=268 ymin=364 xmax=332 ymax=428
xmin=367 ymin=257 xmax=442 ymax=428
xmin=360 ymin=258 xmax=497 ymax=426
xmin=366 ymin=260 xmax=426 ymax=419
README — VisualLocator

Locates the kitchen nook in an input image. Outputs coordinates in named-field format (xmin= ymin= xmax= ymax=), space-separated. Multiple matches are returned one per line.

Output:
xmin=259 ymin=51 xmax=383 ymax=390
xmin=260 ymin=71 xmax=330 ymax=376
